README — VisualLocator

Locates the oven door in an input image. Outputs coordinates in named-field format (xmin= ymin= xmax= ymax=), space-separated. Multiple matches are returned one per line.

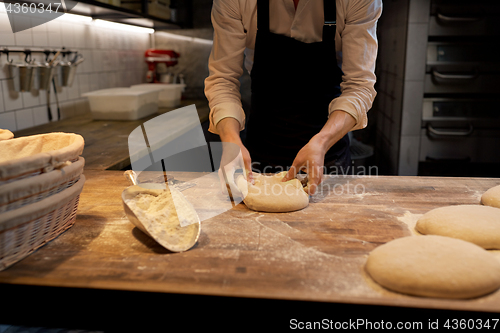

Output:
xmin=420 ymin=127 xmax=500 ymax=164
xmin=429 ymin=0 xmax=500 ymax=37
xmin=425 ymin=41 xmax=500 ymax=94
xmin=419 ymin=98 xmax=500 ymax=176
xmin=422 ymin=97 xmax=500 ymax=129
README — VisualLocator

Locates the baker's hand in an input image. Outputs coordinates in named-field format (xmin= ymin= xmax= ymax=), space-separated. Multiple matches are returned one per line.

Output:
xmin=281 ymin=135 xmax=326 ymax=195
xmin=218 ymin=140 xmax=253 ymax=198
xmin=216 ymin=118 xmax=253 ymax=199
xmin=282 ymin=111 xmax=356 ymax=195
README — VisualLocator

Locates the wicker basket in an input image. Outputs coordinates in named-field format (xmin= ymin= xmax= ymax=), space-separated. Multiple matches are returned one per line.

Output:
xmin=0 ymin=157 xmax=85 ymax=213
xmin=0 ymin=133 xmax=84 ymax=184
xmin=0 ymin=175 xmax=86 ymax=271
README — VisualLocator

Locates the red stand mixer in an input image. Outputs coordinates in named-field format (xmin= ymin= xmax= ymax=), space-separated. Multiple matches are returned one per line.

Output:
xmin=145 ymin=49 xmax=180 ymax=83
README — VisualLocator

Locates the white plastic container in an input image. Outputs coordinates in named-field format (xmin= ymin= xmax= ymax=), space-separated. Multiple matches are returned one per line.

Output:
xmin=82 ymin=88 xmax=159 ymax=120
xmin=131 ymin=83 xmax=186 ymax=108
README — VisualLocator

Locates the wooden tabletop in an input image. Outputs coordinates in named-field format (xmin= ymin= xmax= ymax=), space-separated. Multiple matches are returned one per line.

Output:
xmin=5 ymin=110 xmax=500 ymax=328
xmin=1 ymin=170 xmax=500 ymax=326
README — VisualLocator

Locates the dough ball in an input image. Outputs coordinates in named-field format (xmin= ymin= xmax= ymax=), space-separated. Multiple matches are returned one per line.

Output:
xmin=415 ymin=205 xmax=500 ymax=249
xmin=236 ymin=171 xmax=309 ymax=213
xmin=365 ymin=235 xmax=500 ymax=299
xmin=482 ymin=185 xmax=500 ymax=209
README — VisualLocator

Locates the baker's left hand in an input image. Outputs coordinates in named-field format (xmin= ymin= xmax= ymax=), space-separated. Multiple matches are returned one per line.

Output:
xmin=281 ymin=134 xmax=326 ymax=195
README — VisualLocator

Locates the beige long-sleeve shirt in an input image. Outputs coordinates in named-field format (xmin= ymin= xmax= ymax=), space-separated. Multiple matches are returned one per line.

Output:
xmin=204 ymin=0 xmax=382 ymax=134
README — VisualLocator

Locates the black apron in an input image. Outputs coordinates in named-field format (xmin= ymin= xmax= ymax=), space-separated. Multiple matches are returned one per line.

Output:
xmin=245 ymin=0 xmax=351 ymax=174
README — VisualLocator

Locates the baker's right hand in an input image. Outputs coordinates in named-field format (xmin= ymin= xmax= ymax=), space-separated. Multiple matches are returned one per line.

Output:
xmin=218 ymin=141 xmax=253 ymax=198
xmin=216 ymin=118 xmax=253 ymax=198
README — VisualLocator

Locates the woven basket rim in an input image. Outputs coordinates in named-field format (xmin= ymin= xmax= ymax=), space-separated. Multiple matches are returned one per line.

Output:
xmin=0 ymin=174 xmax=86 ymax=232
xmin=0 ymin=132 xmax=84 ymax=182
xmin=0 ymin=156 xmax=85 ymax=206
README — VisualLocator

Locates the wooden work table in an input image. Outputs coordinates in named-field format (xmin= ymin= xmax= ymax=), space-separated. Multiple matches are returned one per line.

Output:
xmin=3 ymin=108 xmax=500 ymax=330
xmin=1 ymin=169 xmax=500 ymax=329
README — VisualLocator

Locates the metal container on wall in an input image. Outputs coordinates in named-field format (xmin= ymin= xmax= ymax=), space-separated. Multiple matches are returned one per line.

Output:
xmin=37 ymin=62 xmax=59 ymax=90
xmin=60 ymin=54 xmax=84 ymax=87
xmin=8 ymin=62 xmax=36 ymax=92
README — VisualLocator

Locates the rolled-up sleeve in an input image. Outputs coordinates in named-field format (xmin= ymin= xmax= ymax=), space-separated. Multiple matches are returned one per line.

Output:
xmin=204 ymin=0 xmax=247 ymax=135
xmin=330 ymin=0 xmax=382 ymax=131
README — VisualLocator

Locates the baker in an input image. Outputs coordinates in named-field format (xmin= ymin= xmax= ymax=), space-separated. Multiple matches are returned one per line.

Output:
xmin=205 ymin=0 xmax=382 ymax=194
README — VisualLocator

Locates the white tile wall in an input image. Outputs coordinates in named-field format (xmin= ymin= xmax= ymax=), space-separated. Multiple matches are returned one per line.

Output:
xmin=55 ymin=83 xmax=69 ymax=102
xmin=91 ymin=49 xmax=103 ymax=72
xmin=409 ymin=0 xmax=430 ymax=23
xmin=12 ymin=15 xmax=33 ymax=46
xmin=72 ymin=23 xmax=86 ymax=49
xmin=79 ymin=49 xmax=93 ymax=73
xmin=0 ymin=89 xmax=4 ymax=113
xmin=88 ymin=73 xmax=100 ymax=92
xmin=0 ymin=15 xmax=150 ymax=132
xmin=66 ymin=78 xmax=80 ymax=100
xmin=60 ymin=22 xmax=76 ymax=49
xmin=21 ymin=89 xmax=41 ymax=108
xmin=0 ymin=13 xmax=15 ymax=45
xmin=1 ymin=80 xmax=24 ymax=111
xmin=48 ymin=102 xmax=58 ymax=121
xmin=47 ymin=20 xmax=63 ymax=48
xmin=0 ymin=111 xmax=16 ymax=130
xmin=32 ymin=105 xmax=49 ymax=126
xmin=78 ymin=73 xmax=90 ymax=95
xmin=31 ymin=17 xmax=49 ymax=47
xmin=15 ymin=108 xmax=34 ymax=130
xmin=404 ymin=23 xmax=428 ymax=82
xmin=39 ymin=88 xmax=47 ymax=105
xmin=400 ymin=81 xmax=424 ymax=137
xmin=60 ymin=100 xmax=75 ymax=119
xmin=398 ymin=135 xmax=421 ymax=176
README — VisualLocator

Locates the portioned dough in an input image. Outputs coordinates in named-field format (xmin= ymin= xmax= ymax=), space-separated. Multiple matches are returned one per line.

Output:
xmin=365 ymin=235 xmax=500 ymax=299
xmin=415 ymin=205 xmax=500 ymax=249
xmin=482 ymin=185 xmax=500 ymax=209
xmin=236 ymin=171 xmax=309 ymax=213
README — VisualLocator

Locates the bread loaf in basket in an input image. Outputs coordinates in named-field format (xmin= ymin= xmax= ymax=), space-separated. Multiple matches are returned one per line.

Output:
xmin=0 ymin=132 xmax=84 ymax=184
xmin=0 ymin=132 xmax=85 ymax=271
xmin=0 ymin=157 xmax=85 ymax=213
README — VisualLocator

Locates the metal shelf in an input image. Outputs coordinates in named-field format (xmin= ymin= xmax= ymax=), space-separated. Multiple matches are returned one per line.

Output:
xmin=1 ymin=0 xmax=187 ymax=30
xmin=70 ymin=0 xmax=182 ymax=30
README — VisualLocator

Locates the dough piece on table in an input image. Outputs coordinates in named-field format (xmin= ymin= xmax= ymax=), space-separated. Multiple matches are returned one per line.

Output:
xmin=236 ymin=171 xmax=309 ymax=213
xmin=482 ymin=185 xmax=500 ymax=209
xmin=365 ymin=235 xmax=500 ymax=299
xmin=415 ymin=205 xmax=500 ymax=249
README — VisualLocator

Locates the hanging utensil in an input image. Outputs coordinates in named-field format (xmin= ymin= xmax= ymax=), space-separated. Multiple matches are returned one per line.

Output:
xmin=61 ymin=53 xmax=84 ymax=87
xmin=8 ymin=61 xmax=35 ymax=92
xmin=37 ymin=57 xmax=59 ymax=91
xmin=46 ymin=51 xmax=61 ymax=121
xmin=52 ymin=77 xmax=61 ymax=120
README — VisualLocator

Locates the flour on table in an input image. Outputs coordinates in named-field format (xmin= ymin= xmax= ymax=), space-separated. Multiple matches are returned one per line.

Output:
xmin=396 ymin=211 xmax=423 ymax=236
xmin=352 ymin=192 xmax=381 ymax=199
